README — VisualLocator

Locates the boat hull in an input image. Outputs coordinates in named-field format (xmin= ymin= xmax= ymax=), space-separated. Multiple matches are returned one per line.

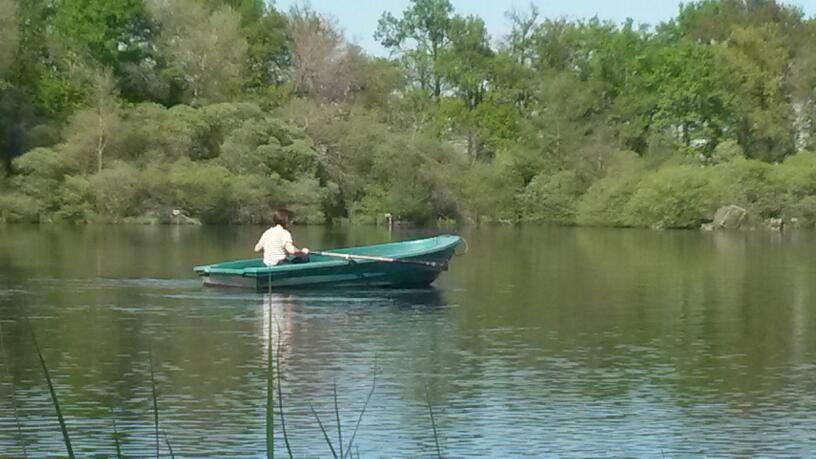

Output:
xmin=194 ymin=235 xmax=461 ymax=291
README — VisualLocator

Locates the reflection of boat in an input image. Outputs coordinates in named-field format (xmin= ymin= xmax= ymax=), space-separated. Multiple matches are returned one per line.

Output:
xmin=194 ymin=235 xmax=462 ymax=291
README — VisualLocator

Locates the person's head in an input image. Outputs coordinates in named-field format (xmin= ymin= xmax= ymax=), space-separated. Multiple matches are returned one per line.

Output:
xmin=272 ymin=209 xmax=294 ymax=228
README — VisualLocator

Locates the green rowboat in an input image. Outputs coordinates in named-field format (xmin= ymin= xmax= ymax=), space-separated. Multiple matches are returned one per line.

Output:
xmin=193 ymin=234 xmax=462 ymax=291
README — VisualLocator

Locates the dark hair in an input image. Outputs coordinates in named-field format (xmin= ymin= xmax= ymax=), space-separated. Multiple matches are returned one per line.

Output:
xmin=272 ymin=209 xmax=294 ymax=228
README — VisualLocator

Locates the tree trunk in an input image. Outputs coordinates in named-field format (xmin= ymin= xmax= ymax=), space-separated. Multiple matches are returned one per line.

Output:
xmin=97 ymin=107 xmax=105 ymax=174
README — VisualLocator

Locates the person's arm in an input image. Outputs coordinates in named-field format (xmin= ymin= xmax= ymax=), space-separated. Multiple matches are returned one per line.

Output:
xmin=254 ymin=234 xmax=265 ymax=252
xmin=284 ymin=241 xmax=309 ymax=255
xmin=283 ymin=233 xmax=309 ymax=256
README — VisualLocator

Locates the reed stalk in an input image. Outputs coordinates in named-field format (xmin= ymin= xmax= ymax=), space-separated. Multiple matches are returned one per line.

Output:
xmin=342 ymin=377 xmax=376 ymax=459
xmin=149 ymin=351 xmax=159 ymax=458
xmin=334 ymin=381 xmax=343 ymax=459
xmin=266 ymin=281 xmax=274 ymax=459
xmin=309 ymin=401 xmax=338 ymax=459
xmin=29 ymin=323 xmax=74 ymax=458
xmin=112 ymin=411 xmax=123 ymax=459
xmin=164 ymin=430 xmax=175 ymax=458
xmin=272 ymin=318 xmax=293 ymax=458
xmin=426 ymin=387 xmax=441 ymax=458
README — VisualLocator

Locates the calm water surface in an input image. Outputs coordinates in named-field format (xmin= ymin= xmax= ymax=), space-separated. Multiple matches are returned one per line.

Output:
xmin=1 ymin=225 xmax=815 ymax=457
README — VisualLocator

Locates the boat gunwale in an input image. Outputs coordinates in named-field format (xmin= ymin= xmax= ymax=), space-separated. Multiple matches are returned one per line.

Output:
xmin=194 ymin=234 xmax=461 ymax=277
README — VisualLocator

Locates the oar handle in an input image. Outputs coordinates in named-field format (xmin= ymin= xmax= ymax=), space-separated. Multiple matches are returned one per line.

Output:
xmin=312 ymin=251 xmax=447 ymax=270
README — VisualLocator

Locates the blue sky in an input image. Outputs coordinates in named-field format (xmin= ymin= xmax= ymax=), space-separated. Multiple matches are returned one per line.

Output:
xmin=274 ymin=0 xmax=816 ymax=56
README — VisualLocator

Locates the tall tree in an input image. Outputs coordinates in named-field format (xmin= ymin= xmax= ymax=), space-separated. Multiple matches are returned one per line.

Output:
xmin=244 ymin=6 xmax=291 ymax=88
xmin=630 ymin=39 xmax=733 ymax=153
xmin=62 ymin=68 xmax=122 ymax=174
xmin=375 ymin=0 xmax=453 ymax=98
xmin=150 ymin=0 xmax=248 ymax=105
xmin=504 ymin=4 xmax=539 ymax=66
xmin=49 ymin=0 xmax=152 ymax=70
xmin=438 ymin=16 xmax=494 ymax=160
xmin=0 ymin=0 xmax=18 ymax=82
xmin=0 ymin=0 xmax=20 ymax=171
xmin=717 ymin=24 xmax=793 ymax=160
xmin=289 ymin=5 xmax=365 ymax=102
xmin=676 ymin=0 xmax=803 ymax=44
xmin=439 ymin=15 xmax=492 ymax=111
xmin=788 ymin=19 xmax=816 ymax=151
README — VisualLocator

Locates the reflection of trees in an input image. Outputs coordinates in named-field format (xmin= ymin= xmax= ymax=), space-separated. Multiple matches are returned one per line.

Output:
xmin=2 ymin=225 xmax=816 ymax=454
xmin=442 ymin=226 xmax=816 ymax=410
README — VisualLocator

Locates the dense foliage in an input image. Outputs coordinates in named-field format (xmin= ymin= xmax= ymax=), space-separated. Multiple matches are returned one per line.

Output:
xmin=2 ymin=0 xmax=816 ymax=227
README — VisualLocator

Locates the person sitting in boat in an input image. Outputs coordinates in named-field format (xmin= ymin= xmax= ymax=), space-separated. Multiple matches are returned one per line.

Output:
xmin=254 ymin=209 xmax=310 ymax=266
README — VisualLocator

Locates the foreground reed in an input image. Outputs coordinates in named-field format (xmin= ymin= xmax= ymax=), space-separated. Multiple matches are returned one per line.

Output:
xmin=29 ymin=322 xmax=75 ymax=458
xmin=427 ymin=386 xmax=442 ymax=458
xmin=266 ymin=291 xmax=274 ymax=459
xmin=112 ymin=412 xmax=123 ymax=459
xmin=149 ymin=351 xmax=160 ymax=457
xmin=14 ymin=314 xmax=443 ymax=457
xmin=309 ymin=377 xmax=377 ymax=459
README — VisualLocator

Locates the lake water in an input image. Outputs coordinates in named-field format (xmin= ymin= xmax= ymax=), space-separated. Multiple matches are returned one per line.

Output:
xmin=1 ymin=225 xmax=815 ymax=457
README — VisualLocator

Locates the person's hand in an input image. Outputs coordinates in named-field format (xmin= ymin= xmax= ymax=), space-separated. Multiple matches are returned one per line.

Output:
xmin=301 ymin=247 xmax=310 ymax=255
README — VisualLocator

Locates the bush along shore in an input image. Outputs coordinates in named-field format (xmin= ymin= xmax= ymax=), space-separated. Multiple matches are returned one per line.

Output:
xmin=2 ymin=0 xmax=816 ymax=229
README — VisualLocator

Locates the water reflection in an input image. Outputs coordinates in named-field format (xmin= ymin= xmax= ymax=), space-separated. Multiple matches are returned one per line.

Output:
xmin=1 ymin=225 xmax=816 ymax=456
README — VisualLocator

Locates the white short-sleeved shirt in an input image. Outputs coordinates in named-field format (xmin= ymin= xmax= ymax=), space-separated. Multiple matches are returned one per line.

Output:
xmin=257 ymin=225 xmax=294 ymax=266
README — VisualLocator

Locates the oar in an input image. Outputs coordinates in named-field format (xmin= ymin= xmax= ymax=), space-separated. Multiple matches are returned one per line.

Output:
xmin=311 ymin=251 xmax=447 ymax=270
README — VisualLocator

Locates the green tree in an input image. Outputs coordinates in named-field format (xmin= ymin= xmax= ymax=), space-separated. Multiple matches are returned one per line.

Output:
xmin=49 ymin=0 xmax=152 ymax=70
xmin=717 ymin=24 xmax=793 ymax=161
xmin=437 ymin=15 xmax=494 ymax=159
xmin=150 ymin=0 xmax=248 ymax=105
xmin=439 ymin=15 xmax=492 ymax=110
xmin=244 ymin=6 xmax=291 ymax=88
xmin=376 ymin=0 xmax=453 ymax=98
xmin=612 ymin=38 xmax=734 ymax=155
xmin=504 ymin=4 xmax=539 ymax=66
xmin=46 ymin=0 xmax=173 ymax=104
xmin=676 ymin=0 xmax=803 ymax=44
xmin=0 ymin=0 xmax=18 ymax=82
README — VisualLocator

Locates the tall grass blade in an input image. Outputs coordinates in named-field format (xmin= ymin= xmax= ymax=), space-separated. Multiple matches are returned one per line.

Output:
xmin=426 ymin=386 xmax=441 ymax=458
xmin=342 ymin=377 xmax=376 ymax=459
xmin=29 ymin=323 xmax=74 ymax=458
xmin=149 ymin=351 xmax=159 ymax=458
xmin=334 ymin=381 xmax=343 ymax=459
xmin=112 ymin=411 xmax=123 ymax=459
xmin=274 ymin=319 xmax=293 ymax=458
xmin=309 ymin=402 xmax=338 ymax=459
xmin=163 ymin=430 xmax=175 ymax=458
xmin=266 ymin=285 xmax=274 ymax=459
xmin=0 ymin=319 xmax=28 ymax=457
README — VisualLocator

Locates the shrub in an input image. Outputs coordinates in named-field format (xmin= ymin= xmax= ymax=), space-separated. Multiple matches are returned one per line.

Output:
xmin=773 ymin=152 xmax=816 ymax=225
xmin=458 ymin=161 xmax=520 ymax=223
xmin=772 ymin=152 xmax=816 ymax=198
xmin=623 ymin=165 xmax=715 ymax=228
xmin=54 ymin=175 xmax=94 ymax=222
xmin=89 ymin=162 xmax=144 ymax=219
xmin=0 ymin=192 xmax=41 ymax=223
xmin=576 ymin=151 xmax=646 ymax=226
xmin=708 ymin=157 xmax=781 ymax=218
xmin=228 ymin=173 xmax=282 ymax=224
xmin=166 ymin=160 xmax=235 ymax=222
xmin=280 ymin=178 xmax=327 ymax=224
xmin=519 ymin=170 xmax=585 ymax=224
xmin=785 ymin=195 xmax=816 ymax=228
